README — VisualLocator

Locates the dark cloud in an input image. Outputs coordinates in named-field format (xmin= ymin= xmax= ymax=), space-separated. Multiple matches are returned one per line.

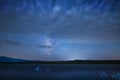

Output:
xmin=0 ymin=39 xmax=53 ymax=49
xmin=36 ymin=44 xmax=53 ymax=49
xmin=0 ymin=39 xmax=24 ymax=46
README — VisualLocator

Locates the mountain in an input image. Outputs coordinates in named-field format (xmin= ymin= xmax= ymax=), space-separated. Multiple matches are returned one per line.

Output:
xmin=0 ymin=56 xmax=120 ymax=64
xmin=0 ymin=56 xmax=28 ymax=62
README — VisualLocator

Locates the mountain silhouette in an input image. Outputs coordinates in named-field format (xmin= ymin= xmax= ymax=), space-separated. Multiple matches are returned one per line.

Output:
xmin=0 ymin=56 xmax=27 ymax=62
xmin=0 ymin=56 xmax=120 ymax=64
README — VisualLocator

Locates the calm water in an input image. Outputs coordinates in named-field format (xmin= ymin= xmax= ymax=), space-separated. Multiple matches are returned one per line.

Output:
xmin=0 ymin=64 xmax=120 ymax=80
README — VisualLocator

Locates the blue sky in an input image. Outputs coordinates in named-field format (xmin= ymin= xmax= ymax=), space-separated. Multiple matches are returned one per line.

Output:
xmin=0 ymin=0 xmax=120 ymax=61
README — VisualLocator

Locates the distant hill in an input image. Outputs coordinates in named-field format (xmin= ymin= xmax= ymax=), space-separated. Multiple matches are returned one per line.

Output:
xmin=0 ymin=56 xmax=120 ymax=64
xmin=0 ymin=56 xmax=28 ymax=62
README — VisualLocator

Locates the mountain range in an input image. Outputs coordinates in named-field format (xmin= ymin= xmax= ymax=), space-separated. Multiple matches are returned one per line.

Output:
xmin=0 ymin=56 xmax=120 ymax=64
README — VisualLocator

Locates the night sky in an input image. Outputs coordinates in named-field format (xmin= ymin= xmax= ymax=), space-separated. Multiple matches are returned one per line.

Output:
xmin=0 ymin=0 xmax=120 ymax=61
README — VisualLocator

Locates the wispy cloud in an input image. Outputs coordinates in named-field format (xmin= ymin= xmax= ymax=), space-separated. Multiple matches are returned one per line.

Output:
xmin=0 ymin=0 xmax=120 ymax=42
xmin=0 ymin=39 xmax=53 ymax=49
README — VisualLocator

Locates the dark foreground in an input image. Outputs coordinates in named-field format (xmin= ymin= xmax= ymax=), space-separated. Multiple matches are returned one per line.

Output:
xmin=0 ymin=63 xmax=120 ymax=80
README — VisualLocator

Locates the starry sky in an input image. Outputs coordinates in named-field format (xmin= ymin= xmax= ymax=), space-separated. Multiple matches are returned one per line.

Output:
xmin=0 ymin=0 xmax=120 ymax=61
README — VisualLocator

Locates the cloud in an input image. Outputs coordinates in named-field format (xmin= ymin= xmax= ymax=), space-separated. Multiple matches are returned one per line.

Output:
xmin=0 ymin=0 xmax=120 ymax=61
xmin=0 ymin=39 xmax=24 ymax=46
xmin=36 ymin=44 xmax=52 ymax=49
xmin=0 ymin=0 xmax=120 ymax=42
xmin=0 ymin=38 xmax=53 ymax=49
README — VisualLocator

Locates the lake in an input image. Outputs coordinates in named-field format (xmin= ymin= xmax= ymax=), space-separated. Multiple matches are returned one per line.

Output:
xmin=0 ymin=64 xmax=120 ymax=80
